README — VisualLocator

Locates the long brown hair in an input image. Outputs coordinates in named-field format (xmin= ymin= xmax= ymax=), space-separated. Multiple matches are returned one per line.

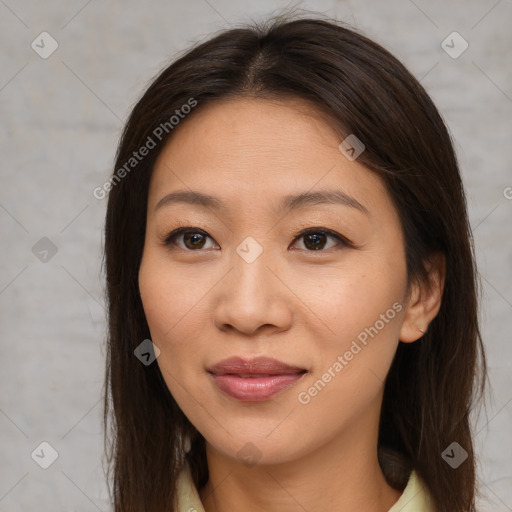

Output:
xmin=102 ymin=13 xmax=487 ymax=512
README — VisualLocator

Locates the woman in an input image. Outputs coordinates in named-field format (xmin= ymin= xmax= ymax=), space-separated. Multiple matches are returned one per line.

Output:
xmin=102 ymin=14 xmax=487 ymax=512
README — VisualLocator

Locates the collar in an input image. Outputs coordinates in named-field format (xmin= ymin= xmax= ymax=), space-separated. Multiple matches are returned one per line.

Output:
xmin=176 ymin=461 xmax=434 ymax=511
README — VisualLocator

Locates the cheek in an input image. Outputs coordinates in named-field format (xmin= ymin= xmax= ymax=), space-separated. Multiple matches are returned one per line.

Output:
xmin=139 ymin=249 xmax=203 ymax=337
xmin=305 ymin=257 xmax=406 ymax=343
xmin=300 ymin=255 xmax=407 ymax=400
xmin=138 ymin=250 xmax=211 ymax=394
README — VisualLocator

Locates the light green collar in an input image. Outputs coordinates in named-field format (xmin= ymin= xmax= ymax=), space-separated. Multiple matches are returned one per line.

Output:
xmin=176 ymin=461 xmax=434 ymax=511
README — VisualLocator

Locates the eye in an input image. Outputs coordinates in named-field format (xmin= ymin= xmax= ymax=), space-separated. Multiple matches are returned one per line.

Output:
xmin=290 ymin=228 xmax=352 ymax=251
xmin=162 ymin=226 xmax=353 ymax=252
xmin=163 ymin=227 xmax=219 ymax=251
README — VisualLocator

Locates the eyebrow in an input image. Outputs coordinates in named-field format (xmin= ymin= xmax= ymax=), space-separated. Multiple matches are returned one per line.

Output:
xmin=154 ymin=188 xmax=369 ymax=215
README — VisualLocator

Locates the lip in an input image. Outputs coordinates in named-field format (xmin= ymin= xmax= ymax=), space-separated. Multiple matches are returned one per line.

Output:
xmin=207 ymin=357 xmax=307 ymax=402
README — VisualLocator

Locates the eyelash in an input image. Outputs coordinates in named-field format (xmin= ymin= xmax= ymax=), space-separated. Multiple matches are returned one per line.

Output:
xmin=161 ymin=225 xmax=354 ymax=252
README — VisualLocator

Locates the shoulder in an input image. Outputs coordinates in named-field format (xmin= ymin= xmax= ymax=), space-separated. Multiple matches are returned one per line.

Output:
xmin=176 ymin=461 xmax=206 ymax=512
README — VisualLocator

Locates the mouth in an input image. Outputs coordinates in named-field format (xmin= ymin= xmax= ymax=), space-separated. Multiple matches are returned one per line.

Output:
xmin=227 ymin=373 xmax=301 ymax=378
xmin=207 ymin=356 xmax=308 ymax=402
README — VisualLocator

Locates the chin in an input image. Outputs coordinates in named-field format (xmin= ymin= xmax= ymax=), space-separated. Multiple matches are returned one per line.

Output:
xmin=203 ymin=428 xmax=309 ymax=468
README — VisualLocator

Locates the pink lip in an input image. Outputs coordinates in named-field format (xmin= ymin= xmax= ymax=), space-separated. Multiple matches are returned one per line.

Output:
xmin=208 ymin=357 xmax=307 ymax=402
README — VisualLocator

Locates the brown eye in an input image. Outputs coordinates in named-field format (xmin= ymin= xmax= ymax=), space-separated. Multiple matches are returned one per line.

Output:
xmin=163 ymin=226 xmax=352 ymax=252
xmin=164 ymin=228 xmax=219 ymax=251
xmin=303 ymin=232 xmax=328 ymax=250
xmin=291 ymin=228 xmax=351 ymax=251
xmin=183 ymin=232 xmax=207 ymax=249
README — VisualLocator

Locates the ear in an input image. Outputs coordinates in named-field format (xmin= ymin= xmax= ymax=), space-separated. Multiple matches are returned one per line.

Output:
xmin=399 ymin=252 xmax=446 ymax=343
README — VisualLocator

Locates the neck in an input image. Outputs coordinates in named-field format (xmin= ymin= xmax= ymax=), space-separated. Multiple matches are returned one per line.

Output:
xmin=198 ymin=409 xmax=402 ymax=512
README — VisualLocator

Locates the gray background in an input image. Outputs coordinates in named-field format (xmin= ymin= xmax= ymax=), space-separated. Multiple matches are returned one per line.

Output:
xmin=1 ymin=0 xmax=511 ymax=510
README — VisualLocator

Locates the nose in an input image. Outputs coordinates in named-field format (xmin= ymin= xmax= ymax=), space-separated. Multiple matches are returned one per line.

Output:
xmin=213 ymin=242 xmax=293 ymax=336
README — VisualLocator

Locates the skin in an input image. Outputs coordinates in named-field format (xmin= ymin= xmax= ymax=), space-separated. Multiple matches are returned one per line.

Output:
xmin=138 ymin=97 xmax=444 ymax=512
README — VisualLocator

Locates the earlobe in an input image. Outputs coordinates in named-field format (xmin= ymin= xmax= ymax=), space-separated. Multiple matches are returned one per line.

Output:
xmin=399 ymin=253 xmax=446 ymax=343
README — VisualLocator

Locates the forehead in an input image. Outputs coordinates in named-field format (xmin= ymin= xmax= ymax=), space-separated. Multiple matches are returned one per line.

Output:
xmin=148 ymin=97 xmax=391 ymax=219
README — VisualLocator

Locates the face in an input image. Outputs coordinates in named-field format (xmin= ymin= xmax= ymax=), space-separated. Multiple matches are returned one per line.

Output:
xmin=138 ymin=96 xmax=412 ymax=466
